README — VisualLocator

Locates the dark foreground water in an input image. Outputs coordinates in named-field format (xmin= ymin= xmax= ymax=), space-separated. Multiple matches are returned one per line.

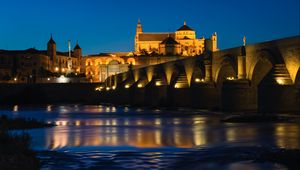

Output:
xmin=1 ymin=105 xmax=300 ymax=170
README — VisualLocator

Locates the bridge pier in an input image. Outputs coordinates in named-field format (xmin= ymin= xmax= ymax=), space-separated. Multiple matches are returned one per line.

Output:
xmin=129 ymin=83 xmax=146 ymax=106
xmin=237 ymin=55 xmax=246 ymax=79
xmin=144 ymin=83 xmax=168 ymax=106
xmin=221 ymin=80 xmax=256 ymax=111
xmin=258 ymin=84 xmax=300 ymax=113
xmin=191 ymin=83 xmax=219 ymax=109
xmin=168 ymin=87 xmax=191 ymax=107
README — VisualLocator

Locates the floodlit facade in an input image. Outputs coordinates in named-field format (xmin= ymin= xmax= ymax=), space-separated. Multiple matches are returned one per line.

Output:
xmin=135 ymin=20 xmax=218 ymax=56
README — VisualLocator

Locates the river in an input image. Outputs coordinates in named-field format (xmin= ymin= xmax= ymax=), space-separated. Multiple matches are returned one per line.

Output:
xmin=1 ymin=105 xmax=300 ymax=170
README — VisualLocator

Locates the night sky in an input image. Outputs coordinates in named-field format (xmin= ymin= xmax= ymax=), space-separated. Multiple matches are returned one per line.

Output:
xmin=0 ymin=0 xmax=299 ymax=55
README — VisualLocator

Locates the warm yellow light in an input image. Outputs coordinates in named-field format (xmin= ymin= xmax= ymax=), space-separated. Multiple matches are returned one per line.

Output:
xmin=47 ymin=78 xmax=50 ymax=81
xmin=106 ymin=87 xmax=110 ymax=91
xmin=62 ymin=68 xmax=65 ymax=72
xmin=125 ymin=84 xmax=130 ymax=89
xmin=155 ymin=81 xmax=161 ymax=86
xmin=95 ymin=86 xmax=104 ymax=91
xmin=195 ymin=78 xmax=205 ymax=83
xmin=14 ymin=78 xmax=17 ymax=81
xmin=174 ymin=84 xmax=180 ymax=88
xmin=137 ymin=84 xmax=143 ymax=88
xmin=112 ymin=86 xmax=116 ymax=90
xmin=226 ymin=77 xmax=235 ymax=80
xmin=276 ymin=78 xmax=285 ymax=85
xmin=55 ymin=67 xmax=59 ymax=72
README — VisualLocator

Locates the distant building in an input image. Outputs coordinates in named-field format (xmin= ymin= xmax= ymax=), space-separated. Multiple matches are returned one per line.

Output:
xmin=135 ymin=20 xmax=218 ymax=56
xmin=0 ymin=36 xmax=82 ymax=83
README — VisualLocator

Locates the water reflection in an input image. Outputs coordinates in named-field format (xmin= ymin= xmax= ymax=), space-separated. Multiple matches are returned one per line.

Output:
xmin=46 ymin=105 xmax=52 ymax=112
xmin=3 ymin=105 xmax=300 ymax=152
xmin=44 ymin=118 xmax=213 ymax=150
xmin=13 ymin=105 xmax=19 ymax=112
xmin=275 ymin=124 xmax=300 ymax=149
xmin=34 ymin=118 xmax=300 ymax=151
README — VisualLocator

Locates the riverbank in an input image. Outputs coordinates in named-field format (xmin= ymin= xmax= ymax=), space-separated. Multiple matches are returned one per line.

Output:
xmin=0 ymin=115 xmax=54 ymax=170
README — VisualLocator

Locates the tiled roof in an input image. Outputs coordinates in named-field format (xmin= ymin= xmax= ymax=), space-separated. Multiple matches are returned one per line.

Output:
xmin=138 ymin=33 xmax=175 ymax=41
xmin=160 ymin=37 xmax=179 ymax=45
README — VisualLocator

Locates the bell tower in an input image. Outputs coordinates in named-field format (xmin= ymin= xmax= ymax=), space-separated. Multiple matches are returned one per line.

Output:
xmin=211 ymin=32 xmax=218 ymax=52
xmin=74 ymin=41 xmax=82 ymax=58
xmin=47 ymin=34 xmax=57 ymax=70
xmin=135 ymin=19 xmax=143 ymax=52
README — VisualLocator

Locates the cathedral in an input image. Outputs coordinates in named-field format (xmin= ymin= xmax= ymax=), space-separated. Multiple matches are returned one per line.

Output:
xmin=135 ymin=20 xmax=218 ymax=56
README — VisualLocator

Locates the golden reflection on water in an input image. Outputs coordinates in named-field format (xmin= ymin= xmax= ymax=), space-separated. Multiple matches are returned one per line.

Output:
xmin=13 ymin=105 xmax=19 ymax=112
xmin=46 ymin=118 xmax=213 ymax=149
xmin=275 ymin=124 xmax=300 ymax=149
xmin=44 ymin=118 xmax=300 ymax=150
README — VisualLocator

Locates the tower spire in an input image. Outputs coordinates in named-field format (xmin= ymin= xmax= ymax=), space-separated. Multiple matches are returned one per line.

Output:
xmin=136 ymin=18 xmax=143 ymax=33
xmin=184 ymin=21 xmax=187 ymax=25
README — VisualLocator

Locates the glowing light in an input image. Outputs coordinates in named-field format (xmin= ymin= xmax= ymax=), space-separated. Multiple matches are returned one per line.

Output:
xmin=137 ymin=84 xmax=143 ymax=88
xmin=125 ymin=84 xmax=130 ymax=89
xmin=155 ymin=118 xmax=161 ymax=126
xmin=95 ymin=86 xmax=104 ymax=91
xmin=276 ymin=78 xmax=286 ymax=85
xmin=46 ymin=105 xmax=52 ymax=112
xmin=47 ymin=78 xmax=50 ymax=81
xmin=106 ymin=87 xmax=110 ymax=91
xmin=195 ymin=78 xmax=205 ymax=83
xmin=13 ymin=105 xmax=18 ymax=112
xmin=174 ymin=84 xmax=180 ymax=88
xmin=155 ymin=81 xmax=161 ymax=86
xmin=14 ymin=78 xmax=17 ymax=81
xmin=55 ymin=67 xmax=59 ymax=72
xmin=226 ymin=77 xmax=235 ymax=80
xmin=75 ymin=120 xmax=81 ymax=126
xmin=112 ymin=86 xmax=116 ymax=90
xmin=57 ymin=75 xmax=69 ymax=83
xmin=62 ymin=68 xmax=65 ymax=72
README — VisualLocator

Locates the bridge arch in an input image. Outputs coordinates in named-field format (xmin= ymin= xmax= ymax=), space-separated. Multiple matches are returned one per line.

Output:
xmin=215 ymin=55 xmax=237 ymax=85
xmin=249 ymin=50 xmax=275 ymax=86
xmin=191 ymin=67 xmax=205 ymax=86
xmin=127 ymin=58 xmax=136 ymax=65
xmin=183 ymin=58 xmax=199 ymax=86
xmin=152 ymin=66 xmax=168 ymax=86
xmin=170 ymin=63 xmax=189 ymax=88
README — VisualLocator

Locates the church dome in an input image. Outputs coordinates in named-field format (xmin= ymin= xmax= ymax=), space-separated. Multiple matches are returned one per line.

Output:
xmin=177 ymin=21 xmax=194 ymax=31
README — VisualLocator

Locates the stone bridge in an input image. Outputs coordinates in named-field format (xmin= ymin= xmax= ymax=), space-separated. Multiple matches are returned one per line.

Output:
xmin=100 ymin=36 xmax=300 ymax=112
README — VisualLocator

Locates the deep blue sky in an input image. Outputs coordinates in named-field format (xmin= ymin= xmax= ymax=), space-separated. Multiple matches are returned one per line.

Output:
xmin=0 ymin=0 xmax=299 ymax=55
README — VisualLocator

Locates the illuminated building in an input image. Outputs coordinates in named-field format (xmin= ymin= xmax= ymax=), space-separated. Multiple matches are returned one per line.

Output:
xmin=135 ymin=20 xmax=218 ymax=56
xmin=0 ymin=35 xmax=82 ymax=83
